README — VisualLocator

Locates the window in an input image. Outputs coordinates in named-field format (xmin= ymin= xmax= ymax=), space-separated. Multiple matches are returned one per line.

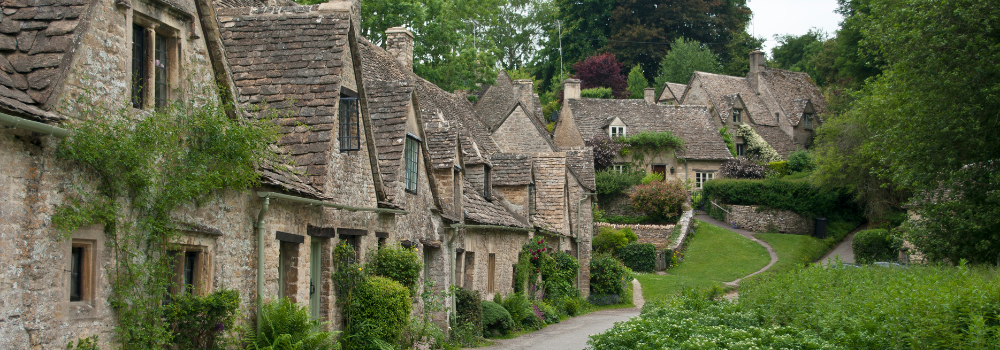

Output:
xmin=612 ymin=164 xmax=627 ymax=173
xmin=131 ymin=23 xmax=173 ymax=109
xmin=487 ymin=253 xmax=496 ymax=294
xmin=695 ymin=172 xmax=715 ymax=188
xmin=736 ymin=143 xmax=745 ymax=157
xmin=528 ymin=183 xmax=536 ymax=216
xmin=167 ymin=248 xmax=204 ymax=297
xmin=404 ymin=135 xmax=420 ymax=192
xmin=339 ymin=95 xmax=360 ymax=151
xmin=463 ymin=252 xmax=475 ymax=289
xmin=803 ymin=113 xmax=814 ymax=129
xmin=610 ymin=126 xmax=626 ymax=138
xmin=309 ymin=241 xmax=322 ymax=319
xmin=278 ymin=241 xmax=299 ymax=299
xmin=732 ymin=109 xmax=742 ymax=123
xmin=483 ymin=165 xmax=492 ymax=198
xmin=69 ymin=240 xmax=94 ymax=302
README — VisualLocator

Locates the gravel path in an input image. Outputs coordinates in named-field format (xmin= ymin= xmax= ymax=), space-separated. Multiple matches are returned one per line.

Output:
xmin=693 ymin=214 xmax=779 ymax=286
xmin=470 ymin=279 xmax=644 ymax=350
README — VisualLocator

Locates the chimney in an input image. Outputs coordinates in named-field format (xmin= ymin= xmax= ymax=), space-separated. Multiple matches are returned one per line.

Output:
xmin=644 ymin=87 xmax=656 ymax=104
xmin=385 ymin=27 xmax=414 ymax=72
xmin=749 ymin=50 xmax=766 ymax=74
xmin=513 ymin=79 xmax=535 ymax=110
xmin=563 ymin=79 xmax=581 ymax=102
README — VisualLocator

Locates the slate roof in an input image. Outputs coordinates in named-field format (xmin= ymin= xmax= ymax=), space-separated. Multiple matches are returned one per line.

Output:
xmin=423 ymin=123 xmax=457 ymax=169
xmin=414 ymin=76 xmax=500 ymax=162
xmin=217 ymin=5 xmax=350 ymax=193
xmin=691 ymin=71 xmax=777 ymax=126
xmin=564 ymin=148 xmax=596 ymax=191
xmin=758 ymin=68 xmax=827 ymax=125
xmin=462 ymin=180 xmax=530 ymax=228
xmin=473 ymin=70 xmax=516 ymax=130
xmin=566 ymin=98 xmax=733 ymax=160
xmin=490 ymin=153 xmax=532 ymax=186
xmin=0 ymin=0 xmax=90 ymax=122
xmin=657 ymin=82 xmax=687 ymax=102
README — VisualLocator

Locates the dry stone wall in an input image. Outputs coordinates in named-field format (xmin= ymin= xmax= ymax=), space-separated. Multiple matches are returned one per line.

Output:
xmin=595 ymin=222 xmax=675 ymax=249
xmin=726 ymin=204 xmax=813 ymax=234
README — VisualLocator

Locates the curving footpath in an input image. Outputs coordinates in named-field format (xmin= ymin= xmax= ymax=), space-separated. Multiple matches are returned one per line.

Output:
xmin=469 ymin=279 xmax=645 ymax=350
xmin=692 ymin=214 xmax=779 ymax=287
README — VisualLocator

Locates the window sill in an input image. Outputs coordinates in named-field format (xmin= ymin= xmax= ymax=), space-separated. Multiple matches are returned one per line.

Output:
xmin=61 ymin=300 xmax=99 ymax=320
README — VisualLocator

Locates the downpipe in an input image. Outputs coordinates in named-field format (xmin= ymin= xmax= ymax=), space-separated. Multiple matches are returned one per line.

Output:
xmin=254 ymin=197 xmax=270 ymax=330
xmin=576 ymin=193 xmax=596 ymax=294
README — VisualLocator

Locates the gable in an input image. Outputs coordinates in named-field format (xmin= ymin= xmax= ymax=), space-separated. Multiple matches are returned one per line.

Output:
xmin=491 ymin=103 xmax=556 ymax=154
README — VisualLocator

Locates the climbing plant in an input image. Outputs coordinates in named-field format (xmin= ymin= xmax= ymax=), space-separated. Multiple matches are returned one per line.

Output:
xmin=735 ymin=125 xmax=782 ymax=162
xmin=52 ymin=96 xmax=282 ymax=348
xmin=619 ymin=131 xmax=685 ymax=166
xmin=719 ymin=126 xmax=737 ymax=157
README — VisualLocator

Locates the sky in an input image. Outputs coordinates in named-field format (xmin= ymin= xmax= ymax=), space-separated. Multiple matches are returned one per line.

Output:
xmin=747 ymin=0 xmax=844 ymax=56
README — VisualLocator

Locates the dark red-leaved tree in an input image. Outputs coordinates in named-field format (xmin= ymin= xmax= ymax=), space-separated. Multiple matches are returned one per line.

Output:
xmin=572 ymin=53 xmax=629 ymax=98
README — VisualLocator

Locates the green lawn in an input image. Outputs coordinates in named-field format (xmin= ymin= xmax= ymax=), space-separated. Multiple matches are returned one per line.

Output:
xmin=754 ymin=233 xmax=828 ymax=273
xmin=635 ymin=220 xmax=770 ymax=303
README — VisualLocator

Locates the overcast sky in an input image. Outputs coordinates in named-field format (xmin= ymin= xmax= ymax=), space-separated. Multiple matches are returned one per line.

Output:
xmin=747 ymin=0 xmax=844 ymax=56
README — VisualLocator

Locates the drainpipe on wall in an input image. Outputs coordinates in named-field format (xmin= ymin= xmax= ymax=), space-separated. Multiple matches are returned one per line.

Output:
xmin=254 ymin=197 xmax=270 ymax=330
xmin=0 ymin=112 xmax=69 ymax=138
xmin=447 ymin=226 xmax=460 ymax=314
xmin=576 ymin=193 xmax=596 ymax=293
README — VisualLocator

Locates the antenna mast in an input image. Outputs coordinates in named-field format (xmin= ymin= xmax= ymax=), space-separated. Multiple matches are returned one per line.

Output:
xmin=558 ymin=20 xmax=564 ymax=83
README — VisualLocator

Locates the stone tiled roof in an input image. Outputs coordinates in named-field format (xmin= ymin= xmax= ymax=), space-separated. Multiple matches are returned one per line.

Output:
xmin=657 ymin=82 xmax=687 ymax=102
xmin=490 ymin=153 xmax=532 ymax=186
xmin=217 ymin=5 xmax=350 ymax=193
xmin=365 ymin=80 xmax=412 ymax=203
xmin=0 ymin=0 xmax=89 ymax=122
xmin=415 ymin=76 xmax=499 ymax=162
xmin=564 ymin=148 xmax=596 ymax=191
xmin=691 ymin=71 xmax=777 ymax=126
xmin=259 ymin=163 xmax=329 ymax=199
xmin=749 ymin=124 xmax=798 ymax=158
xmin=458 ymin=131 xmax=491 ymax=166
xmin=566 ymin=98 xmax=733 ymax=160
xmin=473 ymin=70 xmax=516 ymax=130
xmin=759 ymin=68 xmax=827 ymax=125
xmin=423 ymin=123 xmax=457 ymax=169
xmin=214 ymin=0 xmax=297 ymax=8
xmin=462 ymin=180 xmax=530 ymax=228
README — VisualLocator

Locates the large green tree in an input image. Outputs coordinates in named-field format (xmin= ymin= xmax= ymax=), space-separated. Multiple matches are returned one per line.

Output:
xmin=356 ymin=0 xmax=502 ymax=91
xmin=654 ymin=38 xmax=720 ymax=90
xmin=487 ymin=0 xmax=556 ymax=70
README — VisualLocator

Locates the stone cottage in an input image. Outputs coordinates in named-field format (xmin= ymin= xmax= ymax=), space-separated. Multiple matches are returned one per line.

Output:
xmin=677 ymin=51 xmax=827 ymax=154
xmin=553 ymin=79 xmax=733 ymax=189
xmin=0 ymin=0 xmax=597 ymax=347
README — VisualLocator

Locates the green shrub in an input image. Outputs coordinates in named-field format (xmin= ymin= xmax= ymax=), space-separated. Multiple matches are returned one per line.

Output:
xmin=640 ymin=172 xmax=663 ymax=184
xmin=541 ymin=251 xmax=580 ymax=301
xmin=616 ymin=242 xmax=656 ymax=273
xmin=533 ymin=300 xmax=560 ymax=324
xmin=581 ymin=87 xmax=613 ymax=99
xmin=398 ymin=318 xmax=445 ymax=350
xmin=250 ymin=298 xmax=338 ymax=350
xmin=629 ymin=180 xmax=687 ymax=221
xmin=501 ymin=292 xmax=540 ymax=330
xmin=66 ymin=336 xmax=100 ymax=350
xmin=564 ymin=298 xmax=580 ymax=316
xmin=787 ymin=150 xmax=814 ymax=173
xmin=768 ymin=161 xmax=788 ymax=176
xmin=702 ymin=178 xmax=861 ymax=221
xmin=740 ymin=264 xmax=1000 ymax=349
xmin=481 ymin=301 xmax=514 ymax=336
xmin=163 ymin=288 xmax=239 ymax=350
xmin=366 ymin=244 xmax=422 ymax=294
xmin=852 ymin=229 xmax=902 ymax=264
xmin=589 ymin=253 xmax=634 ymax=296
xmin=453 ymin=288 xmax=483 ymax=337
xmin=588 ymin=291 xmax=839 ymax=349
xmin=593 ymin=227 xmax=636 ymax=253
xmin=347 ymin=276 xmax=412 ymax=348
xmin=595 ymin=169 xmax=644 ymax=197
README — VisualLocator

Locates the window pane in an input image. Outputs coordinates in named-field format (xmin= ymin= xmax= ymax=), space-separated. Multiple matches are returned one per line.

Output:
xmin=339 ymin=98 xmax=360 ymax=151
xmin=183 ymin=252 xmax=197 ymax=295
xmin=131 ymin=25 xmax=148 ymax=109
xmin=154 ymin=35 xmax=168 ymax=109
xmin=405 ymin=136 xmax=419 ymax=192
xmin=70 ymin=247 xmax=83 ymax=301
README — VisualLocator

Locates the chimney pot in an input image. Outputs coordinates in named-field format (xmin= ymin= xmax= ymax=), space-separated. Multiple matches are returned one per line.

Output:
xmin=644 ymin=87 xmax=656 ymax=104
xmin=385 ymin=27 xmax=414 ymax=72
xmin=563 ymin=79 xmax=581 ymax=102
xmin=749 ymin=50 xmax=766 ymax=74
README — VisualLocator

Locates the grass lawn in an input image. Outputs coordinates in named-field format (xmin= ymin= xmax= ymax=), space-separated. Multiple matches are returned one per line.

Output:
xmin=754 ymin=233 xmax=828 ymax=273
xmin=635 ymin=220 xmax=770 ymax=303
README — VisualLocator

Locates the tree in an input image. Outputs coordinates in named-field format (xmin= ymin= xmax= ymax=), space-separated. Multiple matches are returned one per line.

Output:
xmin=770 ymin=29 xmax=828 ymax=73
xmin=356 ymin=0 xmax=502 ymax=92
xmin=626 ymin=64 xmax=649 ymax=99
xmin=654 ymin=38 xmax=720 ymax=91
xmin=572 ymin=53 xmax=629 ymax=98
xmin=487 ymin=0 xmax=555 ymax=71
xmin=719 ymin=30 xmax=765 ymax=76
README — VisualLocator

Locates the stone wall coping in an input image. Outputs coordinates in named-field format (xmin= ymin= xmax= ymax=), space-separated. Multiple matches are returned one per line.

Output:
xmin=667 ymin=209 xmax=695 ymax=251
xmin=594 ymin=222 xmax=675 ymax=230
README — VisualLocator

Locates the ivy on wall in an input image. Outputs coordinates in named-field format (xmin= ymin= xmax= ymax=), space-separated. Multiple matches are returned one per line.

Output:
xmin=619 ymin=131 xmax=685 ymax=166
xmin=719 ymin=126 xmax=737 ymax=157
xmin=735 ymin=125 xmax=782 ymax=162
xmin=52 ymin=97 xmax=282 ymax=349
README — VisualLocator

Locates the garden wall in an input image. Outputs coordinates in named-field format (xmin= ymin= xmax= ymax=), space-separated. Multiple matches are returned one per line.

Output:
xmin=726 ymin=204 xmax=813 ymax=235
xmin=595 ymin=222 xmax=675 ymax=249
xmin=598 ymin=194 xmax=633 ymax=217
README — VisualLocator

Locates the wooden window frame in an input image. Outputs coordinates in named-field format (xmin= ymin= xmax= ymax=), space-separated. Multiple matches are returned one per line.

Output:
xmin=69 ymin=240 xmax=95 ymax=303
xmin=339 ymin=93 xmax=361 ymax=152
xmin=404 ymin=135 xmax=420 ymax=193
xmin=732 ymin=109 xmax=742 ymax=123
xmin=736 ymin=143 xmax=745 ymax=157
xmin=168 ymin=245 xmax=208 ymax=297
xmin=487 ymin=253 xmax=496 ymax=294
xmin=609 ymin=125 xmax=626 ymax=138
xmin=131 ymin=15 xmax=178 ymax=110
xmin=695 ymin=172 xmax=715 ymax=189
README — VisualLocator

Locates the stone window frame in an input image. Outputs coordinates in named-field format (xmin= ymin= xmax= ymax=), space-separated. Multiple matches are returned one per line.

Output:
xmin=528 ymin=183 xmax=537 ymax=216
xmin=68 ymin=239 xmax=96 ymax=303
xmin=732 ymin=108 xmax=743 ymax=124
xmin=609 ymin=125 xmax=626 ymax=139
xmin=131 ymin=12 xmax=180 ymax=110
xmin=483 ymin=164 xmax=492 ymax=199
xmin=695 ymin=171 xmax=716 ymax=189
xmin=339 ymin=88 xmax=361 ymax=152
xmin=404 ymin=134 xmax=421 ymax=193
xmin=736 ymin=142 xmax=746 ymax=157
xmin=803 ymin=113 xmax=814 ymax=130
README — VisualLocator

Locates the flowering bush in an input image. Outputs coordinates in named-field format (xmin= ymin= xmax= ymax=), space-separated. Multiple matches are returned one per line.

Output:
xmin=719 ymin=156 xmax=772 ymax=179
xmin=629 ymin=180 xmax=687 ymax=221
xmin=736 ymin=124 xmax=782 ymax=162
xmin=588 ymin=133 xmax=625 ymax=171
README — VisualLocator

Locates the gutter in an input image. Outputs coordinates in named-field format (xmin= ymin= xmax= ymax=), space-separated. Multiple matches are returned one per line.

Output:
xmin=252 ymin=191 xmax=408 ymax=329
xmin=0 ymin=112 xmax=69 ymax=138
xmin=576 ymin=193 xmax=596 ymax=294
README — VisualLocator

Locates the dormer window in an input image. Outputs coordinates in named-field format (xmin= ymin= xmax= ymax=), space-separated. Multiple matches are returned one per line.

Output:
xmin=404 ymin=135 xmax=420 ymax=193
xmin=803 ymin=113 xmax=814 ymax=130
xmin=732 ymin=109 xmax=742 ymax=123
xmin=131 ymin=21 xmax=176 ymax=110
xmin=610 ymin=126 xmax=626 ymax=138
xmin=339 ymin=89 xmax=361 ymax=152
xmin=483 ymin=165 xmax=492 ymax=199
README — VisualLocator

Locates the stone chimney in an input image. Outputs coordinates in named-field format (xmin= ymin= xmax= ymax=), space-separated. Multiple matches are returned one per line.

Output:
xmin=385 ymin=27 xmax=414 ymax=72
xmin=749 ymin=50 xmax=766 ymax=74
xmin=644 ymin=87 xmax=656 ymax=104
xmin=513 ymin=79 xmax=535 ymax=110
xmin=563 ymin=79 xmax=581 ymax=102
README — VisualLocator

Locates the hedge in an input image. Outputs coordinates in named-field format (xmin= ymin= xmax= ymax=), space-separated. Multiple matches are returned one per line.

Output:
xmin=702 ymin=178 xmax=860 ymax=220
xmin=454 ymin=288 xmax=483 ymax=336
xmin=481 ymin=301 xmax=514 ymax=336
xmin=590 ymin=253 xmax=633 ymax=296
xmin=366 ymin=244 xmax=422 ymax=294
xmin=852 ymin=229 xmax=902 ymax=264
xmin=616 ymin=242 xmax=656 ymax=273
xmin=348 ymin=276 xmax=411 ymax=347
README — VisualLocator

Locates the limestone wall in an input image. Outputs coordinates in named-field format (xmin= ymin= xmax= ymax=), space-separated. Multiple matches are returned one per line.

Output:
xmin=595 ymin=222 xmax=675 ymax=249
xmin=726 ymin=204 xmax=813 ymax=234
xmin=492 ymin=105 xmax=554 ymax=154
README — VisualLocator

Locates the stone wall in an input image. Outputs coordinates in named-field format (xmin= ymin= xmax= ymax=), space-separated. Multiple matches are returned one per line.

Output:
xmin=457 ymin=228 xmax=531 ymax=301
xmin=726 ymin=204 xmax=813 ymax=235
xmin=595 ymin=222 xmax=675 ymax=249
xmin=492 ymin=105 xmax=554 ymax=154
xmin=597 ymin=193 xmax=632 ymax=217
xmin=531 ymin=153 xmax=567 ymax=233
